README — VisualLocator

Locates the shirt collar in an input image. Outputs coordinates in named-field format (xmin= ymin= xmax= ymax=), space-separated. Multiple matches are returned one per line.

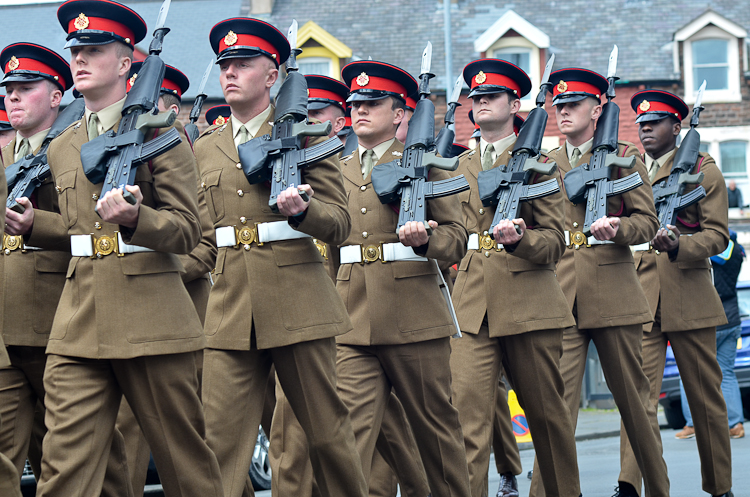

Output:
xmin=644 ymin=147 xmax=676 ymax=172
xmin=565 ymin=137 xmax=594 ymax=161
xmin=480 ymin=133 xmax=516 ymax=162
xmin=358 ymin=138 xmax=396 ymax=164
xmin=231 ymin=105 xmax=272 ymax=142
xmin=15 ymin=127 xmax=50 ymax=156
xmin=85 ymin=97 xmax=127 ymax=135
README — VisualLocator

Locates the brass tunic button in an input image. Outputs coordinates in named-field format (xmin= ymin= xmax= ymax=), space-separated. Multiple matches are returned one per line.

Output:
xmin=243 ymin=244 xmax=250 ymax=251
xmin=4 ymin=249 xmax=9 ymax=255
xmin=237 ymin=189 xmax=244 ymax=197
xmin=236 ymin=163 xmax=242 ymax=169
xmin=484 ymin=251 xmax=490 ymax=258
xmin=479 ymin=208 xmax=485 ymax=215
xmin=361 ymin=208 xmax=367 ymax=214
xmin=92 ymin=193 xmax=99 ymax=201
xmin=573 ymin=222 xmax=579 ymax=228
xmin=94 ymin=222 xmax=102 ymax=230
xmin=55 ymin=186 xmax=62 ymax=193
xmin=362 ymin=231 xmax=368 ymax=239
xmin=240 ymin=217 xmax=247 ymax=224
xmin=360 ymin=185 xmax=367 ymax=191
xmin=201 ymin=182 xmax=206 ymax=189
xmin=655 ymin=250 xmax=660 ymax=255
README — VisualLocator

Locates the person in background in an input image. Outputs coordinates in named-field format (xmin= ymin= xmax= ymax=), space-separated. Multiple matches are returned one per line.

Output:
xmin=727 ymin=180 xmax=743 ymax=208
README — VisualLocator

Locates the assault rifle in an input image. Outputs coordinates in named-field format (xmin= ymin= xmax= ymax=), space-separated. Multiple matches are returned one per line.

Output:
xmin=434 ymin=75 xmax=463 ymax=158
xmin=5 ymin=97 xmax=86 ymax=213
xmin=476 ymin=54 xmax=560 ymax=238
xmin=80 ymin=0 xmax=182 ymax=211
xmin=184 ymin=59 xmax=214 ymax=145
xmin=240 ymin=20 xmax=343 ymax=212
xmin=371 ymin=42 xmax=470 ymax=235
xmin=653 ymin=80 xmax=707 ymax=240
xmin=562 ymin=45 xmax=643 ymax=236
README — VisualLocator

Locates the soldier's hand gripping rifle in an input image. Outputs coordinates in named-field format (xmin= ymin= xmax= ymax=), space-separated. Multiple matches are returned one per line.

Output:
xmin=434 ymin=75 xmax=463 ymax=158
xmin=5 ymin=97 xmax=86 ymax=213
xmin=371 ymin=42 xmax=470 ymax=235
xmin=239 ymin=20 xmax=343 ymax=213
xmin=80 ymin=0 xmax=182 ymax=212
xmin=652 ymin=81 xmax=707 ymax=240
xmin=562 ymin=45 xmax=643 ymax=236
xmin=477 ymin=55 xmax=560 ymax=238
xmin=184 ymin=59 xmax=214 ymax=145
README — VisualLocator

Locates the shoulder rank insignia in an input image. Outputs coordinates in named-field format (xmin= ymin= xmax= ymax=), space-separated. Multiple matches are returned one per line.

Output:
xmin=392 ymin=151 xmax=403 ymax=157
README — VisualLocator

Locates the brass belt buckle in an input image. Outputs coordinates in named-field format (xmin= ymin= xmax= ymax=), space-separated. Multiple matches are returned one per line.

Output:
xmin=3 ymin=234 xmax=24 ymax=255
xmin=570 ymin=231 xmax=587 ymax=250
xmin=235 ymin=224 xmax=263 ymax=250
xmin=314 ymin=239 xmax=328 ymax=260
xmin=93 ymin=234 xmax=118 ymax=258
xmin=361 ymin=243 xmax=381 ymax=263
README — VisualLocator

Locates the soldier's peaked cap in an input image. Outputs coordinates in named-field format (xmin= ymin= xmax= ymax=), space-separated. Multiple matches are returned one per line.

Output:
xmin=128 ymin=61 xmax=190 ymax=100
xmin=210 ymin=18 xmax=290 ymax=67
xmin=549 ymin=68 xmax=608 ymax=105
xmin=0 ymin=98 xmax=11 ymax=131
xmin=58 ymin=0 xmax=147 ymax=50
xmin=0 ymin=43 xmax=73 ymax=92
xmin=451 ymin=142 xmax=469 ymax=157
xmin=341 ymin=61 xmax=418 ymax=104
xmin=306 ymin=75 xmax=348 ymax=112
xmin=630 ymin=89 xmax=689 ymax=124
xmin=463 ymin=59 xmax=531 ymax=99
xmin=205 ymin=105 xmax=231 ymax=126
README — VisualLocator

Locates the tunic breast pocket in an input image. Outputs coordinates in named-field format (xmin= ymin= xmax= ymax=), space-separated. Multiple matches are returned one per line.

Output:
xmin=202 ymin=169 xmax=225 ymax=223
xmin=458 ymin=189 xmax=477 ymax=231
xmin=55 ymin=169 xmax=77 ymax=228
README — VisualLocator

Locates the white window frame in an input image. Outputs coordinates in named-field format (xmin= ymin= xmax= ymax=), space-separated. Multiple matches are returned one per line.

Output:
xmin=297 ymin=57 xmax=333 ymax=78
xmin=688 ymin=126 xmax=750 ymax=178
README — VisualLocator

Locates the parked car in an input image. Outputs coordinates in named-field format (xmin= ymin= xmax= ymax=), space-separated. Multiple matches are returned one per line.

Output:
xmin=659 ymin=281 xmax=750 ymax=429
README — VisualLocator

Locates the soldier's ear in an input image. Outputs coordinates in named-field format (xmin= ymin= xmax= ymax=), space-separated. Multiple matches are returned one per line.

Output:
xmin=509 ymin=96 xmax=521 ymax=113
xmin=332 ymin=116 xmax=346 ymax=135
xmin=591 ymin=102 xmax=602 ymax=121
xmin=266 ymin=67 xmax=279 ymax=88
xmin=673 ymin=121 xmax=681 ymax=137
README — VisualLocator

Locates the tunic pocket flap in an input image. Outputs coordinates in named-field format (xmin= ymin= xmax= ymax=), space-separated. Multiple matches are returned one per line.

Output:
xmin=336 ymin=263 xmax=352 ymax=281
xmin=202 ymin=169 xmax=222 ymax=188
xmin=34 ymin=251 xmax=71 ymax=273
xmin=391 ymin=260 xmax=436 ymax=279
xmin=677 ymin=258 xmax=710 ymax=270
xmin=56 ymin=169 xmax=76 ymax=191
xmin=120 ymin=253 xmax=185 ymax=275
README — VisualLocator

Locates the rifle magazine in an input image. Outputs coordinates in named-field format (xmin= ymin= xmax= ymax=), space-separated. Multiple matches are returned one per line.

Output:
xmin=300 ymin=137 xmax=344 ymax=166
xmin=138 ymin=128 xmax=182 ymax=164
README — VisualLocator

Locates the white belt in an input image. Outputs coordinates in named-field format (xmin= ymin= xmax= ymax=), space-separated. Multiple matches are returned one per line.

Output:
xmin=565 ymin=230 xmax=614 ymax=248
xmin=215 ymin=221 xmax=311 ymax=248
xmin=340 ymin=243 xmax=428 ymax=264
xmin=467 ymin=233 xmax=504 ymax=251
xmin=631 ymin=242 xmax=652 ymax=252
xmin=71 ymin=233 xmax=154 ymax=258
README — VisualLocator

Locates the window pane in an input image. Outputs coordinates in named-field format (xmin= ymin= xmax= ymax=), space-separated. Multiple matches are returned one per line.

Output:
xmin=495 ymin=51 xmax=530 ymax=73
xmin=720 ymin=141 xmax=747 ymax=176
xmin=695 ymin=66 xmax=728 ymax=91
xmin=699 ymin=142 xmax=710 ymax=153
xmin=693 ymin=39 xmax=728 ymax=65
xmin=298 ymin=60 xmax=331 ymax=77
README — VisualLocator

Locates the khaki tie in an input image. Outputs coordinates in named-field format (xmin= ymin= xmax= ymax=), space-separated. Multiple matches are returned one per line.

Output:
xmin=87 ymin=112 xmax=100 ymax=141
xmin=16 ymin=138 xmax=31 ymax=161
xmin=648 ymin=160 xmax=660 ymax=182
xmin=237 ymin=125 xmax=250 ymax=146
xmin=482 ymin=143 xmax=495 ymax=171
xmin=570 ymin=147 xmax=582 ymax=168
xmin=361 ymin=149 xmax=376 ymax=180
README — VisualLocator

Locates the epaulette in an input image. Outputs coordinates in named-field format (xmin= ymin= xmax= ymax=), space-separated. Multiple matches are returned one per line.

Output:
xmin=198 ymin=122 xmax=225 ymax=140
xmin=341 ymin=153 xmax=353 ymax=162
xmin=458 ymin=147 xmax=475 ymax=159
xmin=56 ymin=119 xmax=82 ymax=138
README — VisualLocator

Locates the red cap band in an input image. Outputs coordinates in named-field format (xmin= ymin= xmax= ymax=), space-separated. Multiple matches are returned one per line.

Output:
xmin=218 ymin=33 xmax=280 ymax=61
xmin=344 ymin=115 xmax=352 ymax=127
xmin=553 ymin=80 xmax=601 ymax=99
xmin=0 ymin=108 xmax=8 ymax=123
xmin=471 ymin=72 xmax=521 ymax=95
xmin=349 ymin=74 xmax=407 ymax=98
xmin=161 ymin=78 xmax=182 ymax=98
xmin=308 ymin=88 xmax=345 ymax=107
xmin=636 ymin=100 xmax=680 ymax=117
xmin=5 ymin=57 xmax=64 ymax=84
xmin=405 ymin=95 xmax=417 ymax=110
xmin=68 ymin=16 xmax=135 ymax=44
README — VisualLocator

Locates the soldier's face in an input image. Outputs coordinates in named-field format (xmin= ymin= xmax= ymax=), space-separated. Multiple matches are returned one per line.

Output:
xmin=555 ymin=98 xmax=600 ymax=137
xmin=395 ymin=109 xmax=413 ymax=143
xmin=3 ymin=80 xmax=61 ymax=134
xmin=472 ymin=92 xmax=519 ymax=130
xmin=70 ymin=44 xmax=130 ymax=100
xmin=220 ymin=57 xmax=278 ymax=107
xmin=639 ymin=117 xmax=680 ymax=158
xmin=351 ymin=98 xmax=404 ymax=144
xmin=308 ymin=105 xmax=346 ymax=138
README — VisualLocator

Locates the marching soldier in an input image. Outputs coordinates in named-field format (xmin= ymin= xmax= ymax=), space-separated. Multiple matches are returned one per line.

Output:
xmin=334 ymin=59 xmax=471 ymax=497
xmin=196 ymin=17 xmax=367 ymax=497
xmin=0 ymin=99 xmax=14 ymax=148
xmin=528 ymin=68 xmax=669 ymax=497
xmin=0 ymin=42 xmax=74 ymax=485
xmin=449 ymin=58 xmax=580 ymax=497
xmin=615 ymin=90 xmax=733 ymax=497
xmin=36 ymin=1 xmax=224 ymax=495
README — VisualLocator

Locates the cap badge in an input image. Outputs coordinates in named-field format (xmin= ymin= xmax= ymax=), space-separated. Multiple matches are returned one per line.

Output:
xmin=475 ymin=71 xmax=487 ymax=85
xmin=224 ymin=30 xmax=238 ymax=47
xmin=215 ymin=115 xmax=226 ymax=126
xmin=129 ymin=73 xmax=138 ymax=87
xmin=356 ymin=72 xmax=369 ymax=87
xmin=639 ymin=100 xmax=651 ymax=112
xmin=557 ymin=80 xmax=568 ymax=93
xmin=74 ymin=13 xmax=89 ymax=30
xmin=8 ymin=56 xmax=19 ymax=71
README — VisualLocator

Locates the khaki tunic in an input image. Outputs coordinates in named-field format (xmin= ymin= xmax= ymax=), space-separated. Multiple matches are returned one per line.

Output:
xmin=450 ymin=142 xmax=575 ymax=336
xmin=2 ymin=139 xmax=70 ymax=347
xmin=44 ymin=118 xmax=205 ymax=359
xmin=195 ymin=113 xmax=352 ymax=350
xmin=550 ymin=141 xmax=659 ymax=329
xmin=335 ymin=140 xmax=468 ymax=346
xmin=635 ymin=151 xmax=728 ymax=332
xmin=0 ymin=150 xmax=9 ymax=367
